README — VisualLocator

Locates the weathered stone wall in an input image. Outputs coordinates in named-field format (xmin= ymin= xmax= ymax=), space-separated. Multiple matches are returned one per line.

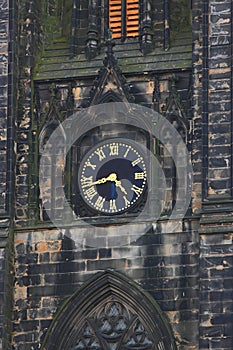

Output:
xmin=0 ymin=0 xmax=9 ymax=340
xmin=0 ymin=0 xmax=9 ymax=214
xmin=0 ymin=0 xmax=12 ymax=347
xmin=205 ymin=0 xmax=232 ymax=198
xmin=11 ymin=2 xmax=196 ymax=350
xmin=191 ymin=0 xmax=203 ymax=214
xmin=14 ymin=220 xmax=199 ymax=349
xmin=198 ymin=0 xmax=233 ymax=349
xmin=0 ymin=249 xmax=5 ymax=350
xmin=199 ymin=215 xmax=233 ymax=350
xmin=0 ymin=0 xmax=233 ymax=349
xmin=16 ymin=0 xmax=44 ymax=225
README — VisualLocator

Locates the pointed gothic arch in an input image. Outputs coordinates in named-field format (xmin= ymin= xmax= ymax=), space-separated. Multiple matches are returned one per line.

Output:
xmin=88 ymin=37 xmax=134 ymax=106
xmin=97 ymin=90 xmax=125 ymax=104
xmin=39 ymin=120 xmax=66 ymax=221
xmin=158 ymin=76 xmax=189 ymax=214
xmin=41 ymin=271 xmax=177 ymax=350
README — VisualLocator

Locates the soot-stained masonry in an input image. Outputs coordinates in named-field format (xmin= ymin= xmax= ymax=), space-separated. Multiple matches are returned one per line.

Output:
xmin=0 ymin=1 xmax=233 ymax=349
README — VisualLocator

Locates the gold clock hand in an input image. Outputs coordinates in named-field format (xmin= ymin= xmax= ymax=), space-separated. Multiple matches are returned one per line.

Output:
xmin=107 ymin=173 xmax=117 ymax=181
xmin=81 ymin=173 xmax=117 ymax=188
xmin=81 ymin=177 xmax=108 ymax=188
xmin=106 ymin=173 xmax=128 ymax=195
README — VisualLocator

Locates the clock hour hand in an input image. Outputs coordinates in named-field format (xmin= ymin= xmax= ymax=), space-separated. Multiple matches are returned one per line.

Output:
xmin=115 ymin=180 xmax=127 ymax=195
xmin=106 ymin=173 xmax=127 ymax=195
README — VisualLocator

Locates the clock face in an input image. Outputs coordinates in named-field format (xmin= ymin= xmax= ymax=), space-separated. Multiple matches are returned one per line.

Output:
xmin=78 ymin=139 xmax=147 ymax=215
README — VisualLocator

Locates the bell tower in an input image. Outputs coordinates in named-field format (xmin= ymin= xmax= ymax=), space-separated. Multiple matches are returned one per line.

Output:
xmin=0 ymin=1 xmax=233 ymax=350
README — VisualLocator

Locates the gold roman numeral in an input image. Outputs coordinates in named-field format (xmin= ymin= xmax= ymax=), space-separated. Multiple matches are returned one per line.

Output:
xmin=109 ymin=199 xmax=117 ymax=211
xmin=131 ymin=184 xmax=143 ymax=196
xmin=85 ymin=186 xmax=97 ymax=200
xmin=95 ymin=196 xmax=105 ymax=210
xmin=134 ymin=172 xmax=146 ymax=180
xmin=81 ymin=176 xmax=93 ymax=187
xmin=95 ymin=147 xmax=106 ymax=161
xmin=132 ymin=157 xmax=142 ymax=167
xmin=109 ymin=143 xmax=119 ymax=156
xmin=123 ymin=147 xmax=130 ymax=158
xmin=86 ymin=161 xmax=96 ymax=170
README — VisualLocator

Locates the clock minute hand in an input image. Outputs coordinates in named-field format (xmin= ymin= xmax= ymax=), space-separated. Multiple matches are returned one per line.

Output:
xmin=94 ymin=173 xmax=117 ymax=185
xmin=81 ymin=173 xmax=117 ymax=188
xmin=81 ymin=177 xmax=108 ymax=188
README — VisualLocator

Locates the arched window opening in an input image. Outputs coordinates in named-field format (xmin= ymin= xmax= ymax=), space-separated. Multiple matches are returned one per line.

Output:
xmin=158 ymin=115 xmax=188 ymax=215
xmin=39 ymin=121 xmax=66 ymax=221
xmin=41 ymin=271 xmax=177 ymax=350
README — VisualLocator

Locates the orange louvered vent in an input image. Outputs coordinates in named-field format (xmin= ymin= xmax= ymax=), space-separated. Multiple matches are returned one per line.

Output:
xmin=126 ymin=0 xmax=139 ymax=37
xmin=109 ymin=0 xmax=139 ymax=39
xmin=109 ymin=0 xmax=122 ymax=39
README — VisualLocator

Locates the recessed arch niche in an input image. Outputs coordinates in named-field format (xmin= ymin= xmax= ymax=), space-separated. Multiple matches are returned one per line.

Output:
xmin=41 ymin=270 xmax=177 ymax=350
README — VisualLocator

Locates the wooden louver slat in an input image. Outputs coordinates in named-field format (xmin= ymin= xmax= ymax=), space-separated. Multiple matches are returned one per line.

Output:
xmin=126 ymin=0 xmax=139 ymax=37
xmin=109 ymin=0 xmax=139 ymax=39
xmin=109 ymin=0 xmax=122 ymax=38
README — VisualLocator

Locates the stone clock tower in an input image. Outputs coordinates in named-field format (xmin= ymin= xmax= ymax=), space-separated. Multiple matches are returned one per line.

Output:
xmin=0 ymin=1 xmax=233 ymax=350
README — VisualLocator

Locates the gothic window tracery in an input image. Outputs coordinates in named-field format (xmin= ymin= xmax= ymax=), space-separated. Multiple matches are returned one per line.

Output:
xmin=72 ymin=301 xmax=153 ymax=350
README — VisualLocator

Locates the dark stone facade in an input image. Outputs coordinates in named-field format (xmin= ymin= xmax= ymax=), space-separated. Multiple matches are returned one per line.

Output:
xmin=0 ymin=249 xmax=5 ymax=349
xmin=0 ymin=1 xmax=233 ymax=349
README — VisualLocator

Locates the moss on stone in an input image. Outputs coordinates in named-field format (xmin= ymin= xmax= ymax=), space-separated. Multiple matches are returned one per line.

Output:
xmin=170 ymin=0 xmax=191 ymax=36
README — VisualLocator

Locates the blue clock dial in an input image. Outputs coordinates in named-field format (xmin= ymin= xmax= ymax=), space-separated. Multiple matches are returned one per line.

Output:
xmin=78 ymin=139 xmax=147 ymax=215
